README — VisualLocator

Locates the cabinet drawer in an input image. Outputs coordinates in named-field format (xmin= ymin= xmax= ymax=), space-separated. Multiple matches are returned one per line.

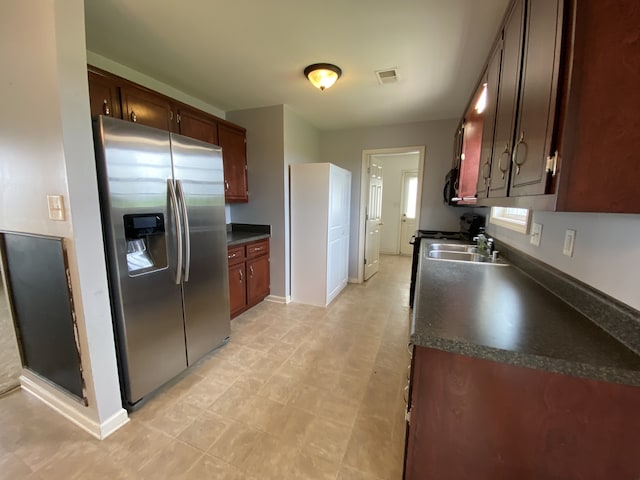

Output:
xmin=246 ymin=239 xmax=269 ymax=258
xmin=227 ymin=245 xmax=245 ymax=265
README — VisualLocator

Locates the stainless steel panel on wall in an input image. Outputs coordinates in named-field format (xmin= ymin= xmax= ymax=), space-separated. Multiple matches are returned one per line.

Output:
xmin=94 ymin=116 xmax=186 ymax=404
xmin=1 ymin=233 xmax=84 ymax=402
xmin=171 ymin=133 xmax=230 ymax=365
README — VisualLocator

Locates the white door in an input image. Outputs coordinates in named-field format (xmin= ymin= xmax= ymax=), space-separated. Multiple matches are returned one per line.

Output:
xmin=327 ymin=165 xmax=351 ymax=302
xmin=364 ymin=161 xmax=383 ymax=280
xmin=399 ymin=170 xmax=418 ymax=255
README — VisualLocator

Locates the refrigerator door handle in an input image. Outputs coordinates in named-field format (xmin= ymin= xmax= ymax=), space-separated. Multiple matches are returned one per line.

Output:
xmin=167 ymin=178 xmax=183 ymax=285
xmin=176 ymin=179 xmax=191 ymax=282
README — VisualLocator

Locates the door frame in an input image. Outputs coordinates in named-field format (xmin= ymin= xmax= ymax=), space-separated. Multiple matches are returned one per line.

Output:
xmin=357 ymin=146 xmax=425 ymax=283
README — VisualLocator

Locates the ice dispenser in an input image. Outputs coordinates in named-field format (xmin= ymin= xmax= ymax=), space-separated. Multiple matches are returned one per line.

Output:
xmin=123 ymin=214 xmax=168 ymax=275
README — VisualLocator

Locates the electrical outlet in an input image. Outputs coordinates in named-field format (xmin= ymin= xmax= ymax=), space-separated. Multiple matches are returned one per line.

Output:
xmin=563 ymin=229 xmax=576 ymax=257
xmin=530 ymin=222 xmax=542 ymax=247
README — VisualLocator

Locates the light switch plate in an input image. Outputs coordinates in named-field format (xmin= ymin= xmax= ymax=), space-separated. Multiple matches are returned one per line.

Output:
xmin=47 ymin=195 xmax=65 ymax=221
xmin=530 ymin=222 xmax=542 ymax=247
xmin=563 ymin=229 xmax=576 ymax=257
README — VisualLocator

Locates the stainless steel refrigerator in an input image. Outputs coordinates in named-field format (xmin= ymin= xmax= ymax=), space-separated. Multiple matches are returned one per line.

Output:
xmin=93 ymin=115 xmax=230 ymax=408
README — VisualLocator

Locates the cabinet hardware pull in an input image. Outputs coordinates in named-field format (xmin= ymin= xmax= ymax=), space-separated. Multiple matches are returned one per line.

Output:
xmin=224 ymin=180 xmax=229 ymax=191
xmin=102 ymin=100 xmax=110 ymax=116
xmin=239 ymin=269 xmax=243 ymax=281
xmin=482 ymin=159 xmax=491 ymax=185
xmin=130 ymin=111 xmax=137 ymax=122
xmin=249 ymin=265 xmax=254 ymax=278
xmin=498 ymin=144 xmax=510 ymax=179
xmin=512 ymin=131 xmax=527 ymax=175
xmin=170 ymin=111 xmax=174 ymax=121
xmin=546 ymin=150 xmax=558 ymax=176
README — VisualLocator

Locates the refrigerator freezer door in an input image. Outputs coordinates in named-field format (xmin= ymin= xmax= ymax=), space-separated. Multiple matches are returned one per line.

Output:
xmin=171 ymin=133 xmax=231 ymax=365
xmin=93 ymin=116 xmax=187 ymax=405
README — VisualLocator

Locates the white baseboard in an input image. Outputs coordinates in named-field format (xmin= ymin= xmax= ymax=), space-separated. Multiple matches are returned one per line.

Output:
xmin=266 ymin=294 xmax=291 ymax=304
xmin=348 ymin=277 xmax=360 ymax=284
xmin=20 ymin=372 xmax=129 ymax=440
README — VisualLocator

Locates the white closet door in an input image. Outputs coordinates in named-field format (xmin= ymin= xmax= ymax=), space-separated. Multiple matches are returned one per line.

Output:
xmin=327 ymin=166 xmax=351 ymax=303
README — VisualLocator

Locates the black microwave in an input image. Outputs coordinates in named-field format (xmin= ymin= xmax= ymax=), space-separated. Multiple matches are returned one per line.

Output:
xmin=443 ymin=168 xmax=459 ymax=205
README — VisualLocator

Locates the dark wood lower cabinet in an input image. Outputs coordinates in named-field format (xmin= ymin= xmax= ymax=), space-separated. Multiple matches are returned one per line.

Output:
xmin=227 ymin=239 xmax=269 ymax=318
xmin=404 ymin=346 xmax=640 ymax=480
xmin=227 ymin=257 xmax=246 ymax=318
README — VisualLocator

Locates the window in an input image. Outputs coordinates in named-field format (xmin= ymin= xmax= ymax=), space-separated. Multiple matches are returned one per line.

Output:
xmin=489 ymin=207 xmax=531 ymax=234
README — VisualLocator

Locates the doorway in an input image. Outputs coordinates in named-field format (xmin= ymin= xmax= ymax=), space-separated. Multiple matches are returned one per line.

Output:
xmin=358 ymin=146 xmax=425 ymax=283
xmin=399 ymin=170 xmax=419 ymax=255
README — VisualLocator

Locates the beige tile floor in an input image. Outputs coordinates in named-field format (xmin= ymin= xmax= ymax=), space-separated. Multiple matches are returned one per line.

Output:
xmin=0 ymin=254 xmax=411 ymax=479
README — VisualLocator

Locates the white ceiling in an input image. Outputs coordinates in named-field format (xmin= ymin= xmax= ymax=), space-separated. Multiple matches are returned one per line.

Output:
xmin=84 ymin=0 xmax=510 ymax=131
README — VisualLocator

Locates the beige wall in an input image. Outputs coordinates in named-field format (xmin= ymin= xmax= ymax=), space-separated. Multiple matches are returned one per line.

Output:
xmin=320 ymin=119 xmax=477 ymax=279
xmin=227 ymin=106 xmax=287 ymax=297
xmin=0 ymin=0 xmax=125 ymax=436
xmin=227 ymin=105 xmax=320 ymax=300
xmin=487 ymin=212 xmax=640 ymax=311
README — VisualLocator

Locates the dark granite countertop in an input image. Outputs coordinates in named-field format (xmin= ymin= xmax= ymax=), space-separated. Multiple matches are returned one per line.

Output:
xmin=411 ymin=241 xmax=640 ymax=386
xmin=226 ymin=223 xmax=270 ymax=246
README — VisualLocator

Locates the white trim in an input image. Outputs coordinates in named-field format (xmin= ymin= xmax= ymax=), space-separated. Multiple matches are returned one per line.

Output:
xmin=348 ymin=276 xmax=359 ymax=283
xmin=20 ymin=371 xmax=128 ymax=440
xmin=265 ymin=294 xmax=291 ymax=304
xmin=358 ymin=146 xmax=425 ymax=283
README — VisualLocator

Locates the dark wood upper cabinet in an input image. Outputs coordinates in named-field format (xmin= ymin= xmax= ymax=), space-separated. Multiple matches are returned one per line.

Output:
xmin=508 ymin=0 xmax=564 ymax=197
xmin=457 ymin=108 xmax=482 ymax=204
xmin=488 ymin=0 xmax=525 ymax=199
xmin=120 ymin=84 xmax=174 ymax=132
xmin=87 ymin=66 xmax=249 ymax=204
xmin=87 ymin=70 xmax=121 ymax=119
xmin=177 ymin=107 xmax=219 ymax=145
xmin=555 ymin=0 xmax=640 ymax=213
xmin=218 ymin=124 xmax=248 ymax=202
xmin=469 ymin=0 xmax=639 ymax=212
xmin=476 ymin=42 xmax=503 ymax=200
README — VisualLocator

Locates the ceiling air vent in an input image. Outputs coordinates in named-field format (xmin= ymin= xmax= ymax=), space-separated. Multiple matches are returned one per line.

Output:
xmin=375 ymin=68 xmax=399 ymax=85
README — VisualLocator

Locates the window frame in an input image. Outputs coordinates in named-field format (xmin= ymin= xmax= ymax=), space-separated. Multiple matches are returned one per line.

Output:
xmin=489 ymin=207 xmax=531 ymax=234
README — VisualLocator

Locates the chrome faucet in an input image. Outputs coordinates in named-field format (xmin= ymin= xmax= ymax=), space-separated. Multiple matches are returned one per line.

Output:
xmin=473 ymin=233 xmax=494 ymax=256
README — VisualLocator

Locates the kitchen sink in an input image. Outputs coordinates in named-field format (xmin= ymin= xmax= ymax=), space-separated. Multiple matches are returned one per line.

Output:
xmin=428 ymin=243 xmax=477 ymax=253
xmin=427 ymin=250 xmax=508 ymax=265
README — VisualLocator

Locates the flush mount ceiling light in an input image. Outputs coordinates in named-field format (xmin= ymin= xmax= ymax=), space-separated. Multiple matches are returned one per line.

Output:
xmin=304 ymin=63 xmax=342 ymax=91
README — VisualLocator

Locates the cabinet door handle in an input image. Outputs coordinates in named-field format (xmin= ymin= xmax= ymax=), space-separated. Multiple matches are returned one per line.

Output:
xmin=224 ymin=180 xmax=229 ymax=191
xmin=498 ymin=144 xmax=510 ymax=179
xmin=238 ymin=269 xmax=243 ymax=282
xmin=228 ymin=252 xmax=237 ymax=259
xmin=130 ymin=110 xmax=137 ymax=123
xmin=102 ymin=100 xmax=110 ymax=116
xmin=512 ymin=132 xmax=527 ymax=175
xmin=249 ymin=265 xmax=254 ymax=278
xmin=481 ymin=158 xmax=491 ymax=185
